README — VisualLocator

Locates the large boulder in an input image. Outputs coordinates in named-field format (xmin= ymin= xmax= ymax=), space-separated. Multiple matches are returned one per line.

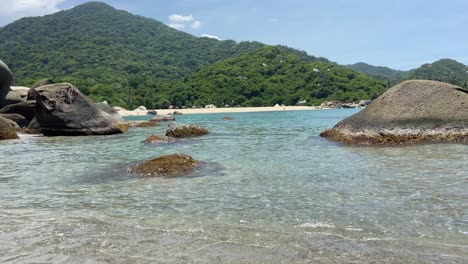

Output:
xmin=0 ymin=113 xmax=28 ymax=128
xmin=0 ymin=60 xmax=13 ymax=108
xmin=320 ymin=80 xmax=468 ymax=144
xmin=0 ymin=116 xmax=19 ymax=140
xmin=34 ymin=83 xmax=124 ymax=136
xmin=128 ymin=153 xmax=198 ymax=177
xmin=0 ymin=101 xmax=36 ymax=121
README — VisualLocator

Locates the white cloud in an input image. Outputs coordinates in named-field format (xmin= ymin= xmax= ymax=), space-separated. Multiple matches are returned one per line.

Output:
xmin=169 ymin=14 xmax=194 ymax=23
xmin=1 ymin=0 xmax=64 ymax=14
xmin=167 ymin=13 xmax=202 ymax=30
xmin=201 ymin=34 xmax=221 ymax=41
xmin=0 ymin=0 xmax=65 ymax=26
xmin=191 ymin=20 xmax=201 ymax=29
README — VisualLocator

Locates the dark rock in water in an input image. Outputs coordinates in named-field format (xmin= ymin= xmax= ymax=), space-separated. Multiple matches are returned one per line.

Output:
xmin=0 ymin=116 xmax=19 ymax=140
xmin=96 ymin=102 xmax=125 ymax=122
xmin=172 ymin=111 xmax=183 ymax=115
xmin=0 ymin=60 xmax=13 ymax=108
xmin=5 ymin=91 xmax=26 ymax=105
xmin=26 ymin=117 xmax=42 ymax=134
xmin=166 ymin=124 xmax=210 ymax=138
xmin=149 ymin=115 xmax=175 ymax=122
xmin=128 ymin=153 xmax=198 ymax=177
xmin=34 ymin=83 xmax=124 ymax=136
xmin=0 ymin=113 xmax=28 ymax=128
xmin=320 ymin=80 xmax=468 ymax=144
xmin=145 ymin=134 xmax=175 ymax=144
xmin=0 ymin=101 xmax=36 ymax=121
xmin=147 ymin=110 xmax=157 ymax=115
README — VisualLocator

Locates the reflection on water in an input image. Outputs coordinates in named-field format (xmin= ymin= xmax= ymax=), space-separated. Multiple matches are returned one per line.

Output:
xmin=0 ymin=109 xmax=467 ymax=263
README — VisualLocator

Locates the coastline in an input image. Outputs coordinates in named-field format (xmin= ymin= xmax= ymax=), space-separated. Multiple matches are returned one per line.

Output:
xmin=118 ymin=106 xmax=321 ymax=116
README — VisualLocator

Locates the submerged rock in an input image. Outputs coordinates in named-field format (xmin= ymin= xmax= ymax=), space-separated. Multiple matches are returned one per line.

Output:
xmin=34 ymin=83 xmax=124 ymax=136
xmin=149 ymin=115 xmax=175 ymax=122
xmin=320 ymin=80 xmax=468 ymax=144
xmin=145 ymin=134 xmax=175 ymax=144
xmin=128 ymin=153 xmax=198 ymax=177
xmin=166 ymin=124 xmax=210 ymax=138
xmin=0 ymin=60 xmax=13 ymax=108
xmin=127 ymin=121 xmax=161 ymax=127
xmin=0 ymin=116 xmax=19 ymax=140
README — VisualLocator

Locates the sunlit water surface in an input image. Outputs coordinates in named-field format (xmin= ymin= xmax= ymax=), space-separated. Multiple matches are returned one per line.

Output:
xmin=0 ymin=109 xmax=467 ymax=263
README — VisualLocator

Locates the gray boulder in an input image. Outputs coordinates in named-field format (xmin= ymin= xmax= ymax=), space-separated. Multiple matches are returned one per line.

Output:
xmin=0 ymin=60 xmax=13 ymax=108
xmin=320 ymin=80 xmax=468 ymax=144
xmin=0 ymin=101 xmax=36 ymax=121
xmin=5 ymin=91 xmax=25 ymax=105
xmin=34 ymin=83 xmax=124 ymax=136
xmin=0 ymin=116 xmax=19 ymax=140
xmin=0 ymin=113 xmax=28 ymax=128
xmin=10 ymin=86 xmax=30 ymax=98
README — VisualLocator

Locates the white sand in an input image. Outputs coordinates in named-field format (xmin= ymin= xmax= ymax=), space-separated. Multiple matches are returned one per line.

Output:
xmin=118 ymin=106 xmax=321 ymax=116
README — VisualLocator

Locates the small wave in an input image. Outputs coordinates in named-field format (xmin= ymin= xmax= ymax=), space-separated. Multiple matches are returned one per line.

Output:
xmin=296 ymin=222 xmax=335 ymax=228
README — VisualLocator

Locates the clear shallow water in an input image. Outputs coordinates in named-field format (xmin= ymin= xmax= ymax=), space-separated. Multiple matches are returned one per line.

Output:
xmin=0 ymin=109 xmax=467 ymax=263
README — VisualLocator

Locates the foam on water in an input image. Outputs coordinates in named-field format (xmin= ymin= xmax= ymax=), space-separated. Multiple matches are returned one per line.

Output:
xmin=0 ymin=109 xmax=467 ymax=263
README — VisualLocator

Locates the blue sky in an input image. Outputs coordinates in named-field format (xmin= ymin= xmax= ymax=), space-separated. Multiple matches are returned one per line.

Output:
xmin=1 ymin=0 xmax=467 ymax=70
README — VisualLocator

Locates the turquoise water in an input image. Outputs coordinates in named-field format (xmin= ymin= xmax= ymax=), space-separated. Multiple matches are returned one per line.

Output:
xmin=0 ymin=109 xmax=467 ymax=263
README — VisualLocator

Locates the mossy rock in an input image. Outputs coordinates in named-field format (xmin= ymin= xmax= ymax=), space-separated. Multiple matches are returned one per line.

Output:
xmin=0 ymin=116 xmax=19 ymax=140
xmin=166 ymin=124 xmax=210 ymax=138
xmin=145 ymin=134 xmax=175 ymax=144
xmin=128 ymin=153 xmax=198 ymax=177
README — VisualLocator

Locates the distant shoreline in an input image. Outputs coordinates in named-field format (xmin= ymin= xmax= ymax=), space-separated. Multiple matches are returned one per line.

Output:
xmin=118 ymin=106 xmax=322 ymax=116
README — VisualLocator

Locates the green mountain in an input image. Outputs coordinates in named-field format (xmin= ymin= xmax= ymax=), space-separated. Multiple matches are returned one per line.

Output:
xmin=0 ymin=2 xmax=390 ymax=108
xmin=347 ymin=62 xmax=407 ymax=80
xmin=0 ymin=2 xmax=265 ymax=107
xmin=406 ymin=59 xmax=468 ymax=88
xmin=172 ymin=46 xmax=387 ymax=107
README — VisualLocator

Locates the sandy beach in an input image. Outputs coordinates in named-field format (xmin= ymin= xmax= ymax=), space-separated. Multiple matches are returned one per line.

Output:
xmin=118 ymin=106 xmax=321 ymax=116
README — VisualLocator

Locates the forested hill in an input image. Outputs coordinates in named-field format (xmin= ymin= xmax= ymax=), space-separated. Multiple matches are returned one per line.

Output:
xmin=0 ymin=2 xmax=264 ymax=85
xmin=171 ymin=46 xmax=387 ymax=107
xmin=406 ymin=59 xmax=468 ymax=88
xmin=1 ymin=2 xmax=464 ymax=109
xmin=347 ymin=62 xmax=407 ymax=80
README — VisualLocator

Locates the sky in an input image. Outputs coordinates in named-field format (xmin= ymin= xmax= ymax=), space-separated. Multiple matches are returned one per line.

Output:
xmin=0 ymin=0 xmax=467 ymax=70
